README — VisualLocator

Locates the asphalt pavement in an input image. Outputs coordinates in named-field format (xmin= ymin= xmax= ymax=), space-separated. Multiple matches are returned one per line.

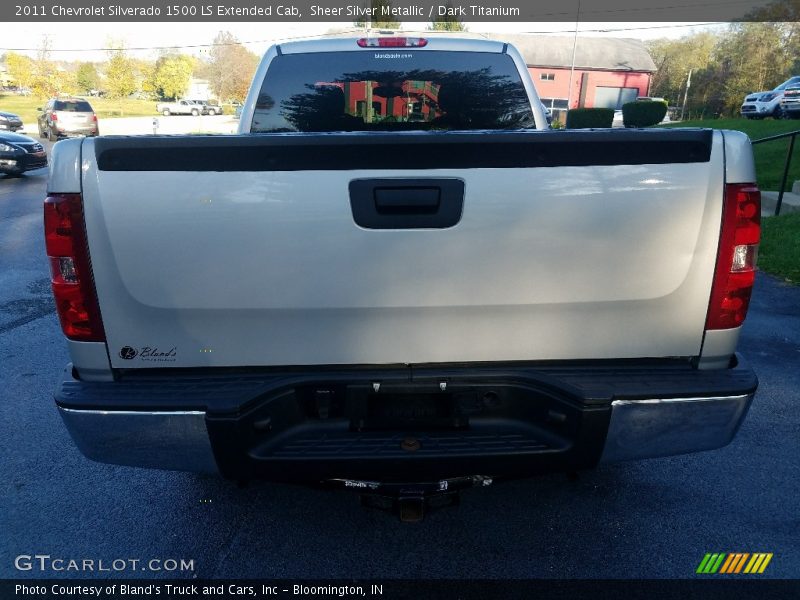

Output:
xmin=1 ymin=161 xmax=798 ymax=580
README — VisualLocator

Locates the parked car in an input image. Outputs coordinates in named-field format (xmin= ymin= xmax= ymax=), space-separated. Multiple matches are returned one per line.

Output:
xmin=188 ymin=100 xmax=222 ymax=115
xmin=0 ymin=110 xmax=24 ymax=132
xmin=156 ymin=99 xmax=204 ymax=116
xmin=47 ymin=36 xmax=760 ymax=516
xmin=37 ymin=98 xmax=99 ymax=141
xmin=780 ymin=84 xmax=800 ymax=119
xmin=740 ymin=76 xmax=800 ymax=120
xmin=0 ymin=131 xmax=47 ymax=175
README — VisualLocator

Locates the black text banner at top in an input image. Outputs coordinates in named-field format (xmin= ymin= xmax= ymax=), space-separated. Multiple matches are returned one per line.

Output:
xmin=1 ymin=0 xmax=785 ymax=22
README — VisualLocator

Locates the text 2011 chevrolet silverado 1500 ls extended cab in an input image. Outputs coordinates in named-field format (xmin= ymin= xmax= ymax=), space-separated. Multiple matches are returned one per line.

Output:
xmin=47 ymin=36 xmax=760 ymax=505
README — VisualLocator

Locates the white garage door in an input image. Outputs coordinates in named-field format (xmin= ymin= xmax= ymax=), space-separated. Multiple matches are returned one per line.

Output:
xmin=594 ymin=87 xmax=639 ymax=109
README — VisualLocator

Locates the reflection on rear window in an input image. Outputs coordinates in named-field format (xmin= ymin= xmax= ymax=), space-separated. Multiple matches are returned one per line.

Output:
xmin=251 ymin=50 xmax=534 ymax=132
xmin=54 ymin=101 xmax=93 ymax=112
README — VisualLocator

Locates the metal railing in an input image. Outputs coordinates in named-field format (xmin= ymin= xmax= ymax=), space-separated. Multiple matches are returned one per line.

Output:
xmin=752 ymin=129 xmax=799 ymax=216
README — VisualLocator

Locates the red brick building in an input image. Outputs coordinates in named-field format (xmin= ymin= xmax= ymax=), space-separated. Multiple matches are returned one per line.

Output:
xmin=497 ymin=35 xmax=657 ymax=116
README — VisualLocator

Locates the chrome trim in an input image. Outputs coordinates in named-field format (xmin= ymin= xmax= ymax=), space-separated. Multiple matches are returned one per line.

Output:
xmin=600 ymin=394 xmax=754 ymax=463
xmin=58 ymin=407 xmax=218 ymax=473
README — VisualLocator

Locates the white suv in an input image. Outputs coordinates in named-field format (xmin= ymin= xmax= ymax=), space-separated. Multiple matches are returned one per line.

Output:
xmin=741 ymin=75 xmax=800 ymax=119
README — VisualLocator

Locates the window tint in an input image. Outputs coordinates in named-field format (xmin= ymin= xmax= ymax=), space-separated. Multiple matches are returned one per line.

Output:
xmin=54 ymin=100 xmax=93 ymax=112
xmin=251 ymin=50 xmax=535 ymax=132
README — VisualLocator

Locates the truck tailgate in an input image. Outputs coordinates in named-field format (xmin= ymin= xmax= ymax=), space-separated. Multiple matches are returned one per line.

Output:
xmin=81 ymin=129 xmax=724 ymax=369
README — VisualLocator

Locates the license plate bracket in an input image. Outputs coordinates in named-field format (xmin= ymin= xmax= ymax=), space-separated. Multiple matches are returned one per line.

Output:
xmin=348 ymin=384 xmax=471 ymax=431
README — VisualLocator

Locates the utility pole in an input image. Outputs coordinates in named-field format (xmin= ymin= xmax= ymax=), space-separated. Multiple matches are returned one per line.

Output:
xmin=680 ymin=69 xmax=692 ymax=122
xmin=567 ymin=0 xmax=581 ymax=110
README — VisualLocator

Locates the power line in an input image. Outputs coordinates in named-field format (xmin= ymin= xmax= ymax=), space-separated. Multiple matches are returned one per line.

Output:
xmin=0 ymin=29 xmax=362 ymax=53
xmin=517 ymin=22 xmax=725 ymax=34
xmin=0 ymin=22 xmax=728 ymax=54
xmin=503 ymin=0 xmax=773 ymax=19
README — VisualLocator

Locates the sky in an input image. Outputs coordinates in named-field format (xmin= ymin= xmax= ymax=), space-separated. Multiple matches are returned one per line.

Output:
xmin=0 ymin=22 xmax=726 ymax=62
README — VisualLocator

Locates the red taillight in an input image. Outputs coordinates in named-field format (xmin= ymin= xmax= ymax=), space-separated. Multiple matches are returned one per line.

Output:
xmin=706 ymin=183 xmax=761 ymax=330
xmin=92 ymin=114 xmax=98 ymax=122
xmin=51 ymin=113 xmax=58 ymax=121
xmin=44 ymin=194 xmax=105 ymax=341
xmin=357 ymin=37 xmax=428 ymax=48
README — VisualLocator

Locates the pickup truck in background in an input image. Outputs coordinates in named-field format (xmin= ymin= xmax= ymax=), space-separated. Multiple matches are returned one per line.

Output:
xmin=47 ymin=35 xmax=760 ymax=513
xmin=187 ymin=99 xmax=222 ymax=116
xmin=780 ymin=84 xmax=800 ymax=119
xmin=155 ymin=99 xmax=205 ymax=116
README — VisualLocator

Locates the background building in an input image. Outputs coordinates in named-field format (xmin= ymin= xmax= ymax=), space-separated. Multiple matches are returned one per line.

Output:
xmin=497 ymin=34 xmax=657 ymax=118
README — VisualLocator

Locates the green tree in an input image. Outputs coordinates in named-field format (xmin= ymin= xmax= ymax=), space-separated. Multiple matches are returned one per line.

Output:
xmin=646 ymin=33 xmax=716 ymax=107
xmin=152 ymin=54 xmax=194 ymax=100
xmin=715 ymin=22 xmax=796 ymax=114
xmin=5 ymin=52 xmax=35 ymax=89
xmin=104 ymin=48 xmax=137 ymax=99
xmin=135 ymin=59 xmax=158 ymax=99
xmin=76 ymin=62 xmax=99 ymax=92
xmin=31 ymin=36 xmax=59 ymax=98
xmin=646 ymin=21 xmax=799 ymax=118
xmin=56 ymin=68 xmax=79 ymax=95
xmin=745 ymin=0 xmax=800 ymax=73
xmin=428 ymin=3 xmax=467 ymax=31
xmin=206 ymin=31 xmax=259 ymax=102
xmin=353 ymin=0 xmax=400 ymax=29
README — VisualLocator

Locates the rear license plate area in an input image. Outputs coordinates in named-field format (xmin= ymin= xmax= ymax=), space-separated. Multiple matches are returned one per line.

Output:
xmin=361 ymin=392 xmax=458 ymax=430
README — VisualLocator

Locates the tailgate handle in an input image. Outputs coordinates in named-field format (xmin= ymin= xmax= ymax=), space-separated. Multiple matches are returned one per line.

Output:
xmin=350 ymin=178 xmax=464 ymax=229
xmin=374 ymin=188 xmax=440 ymax=214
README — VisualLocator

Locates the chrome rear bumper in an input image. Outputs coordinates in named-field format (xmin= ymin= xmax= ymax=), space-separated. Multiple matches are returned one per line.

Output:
xmin=600 ymin=394 xmax=754 ymax=463
xmin=58 ymin=407 xmax=219 ymax=473
xmin=58 ymin=392 xmax=754 ymax=474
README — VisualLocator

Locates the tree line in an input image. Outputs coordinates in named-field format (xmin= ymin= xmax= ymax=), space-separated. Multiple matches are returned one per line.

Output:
xmin=6 ymin=14 xmax=795 ymax=118
xmin=1 ymin=9 xmax=467 ymax=104
xmin=1 ymin=31 xmax=260 ymax=103
xmin=647 ymin=19 xmax=798 ymax=118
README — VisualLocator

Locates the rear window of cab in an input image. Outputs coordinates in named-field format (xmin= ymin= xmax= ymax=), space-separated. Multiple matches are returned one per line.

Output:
xmin=251 ymin=50 xmax=535 ymax=133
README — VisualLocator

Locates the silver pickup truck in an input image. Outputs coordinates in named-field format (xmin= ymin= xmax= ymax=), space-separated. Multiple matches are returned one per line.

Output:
xmin=47 ymin=35 xmax=759 ymax=508
xmin=155 ymin=99 xmax=205 ymax=116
